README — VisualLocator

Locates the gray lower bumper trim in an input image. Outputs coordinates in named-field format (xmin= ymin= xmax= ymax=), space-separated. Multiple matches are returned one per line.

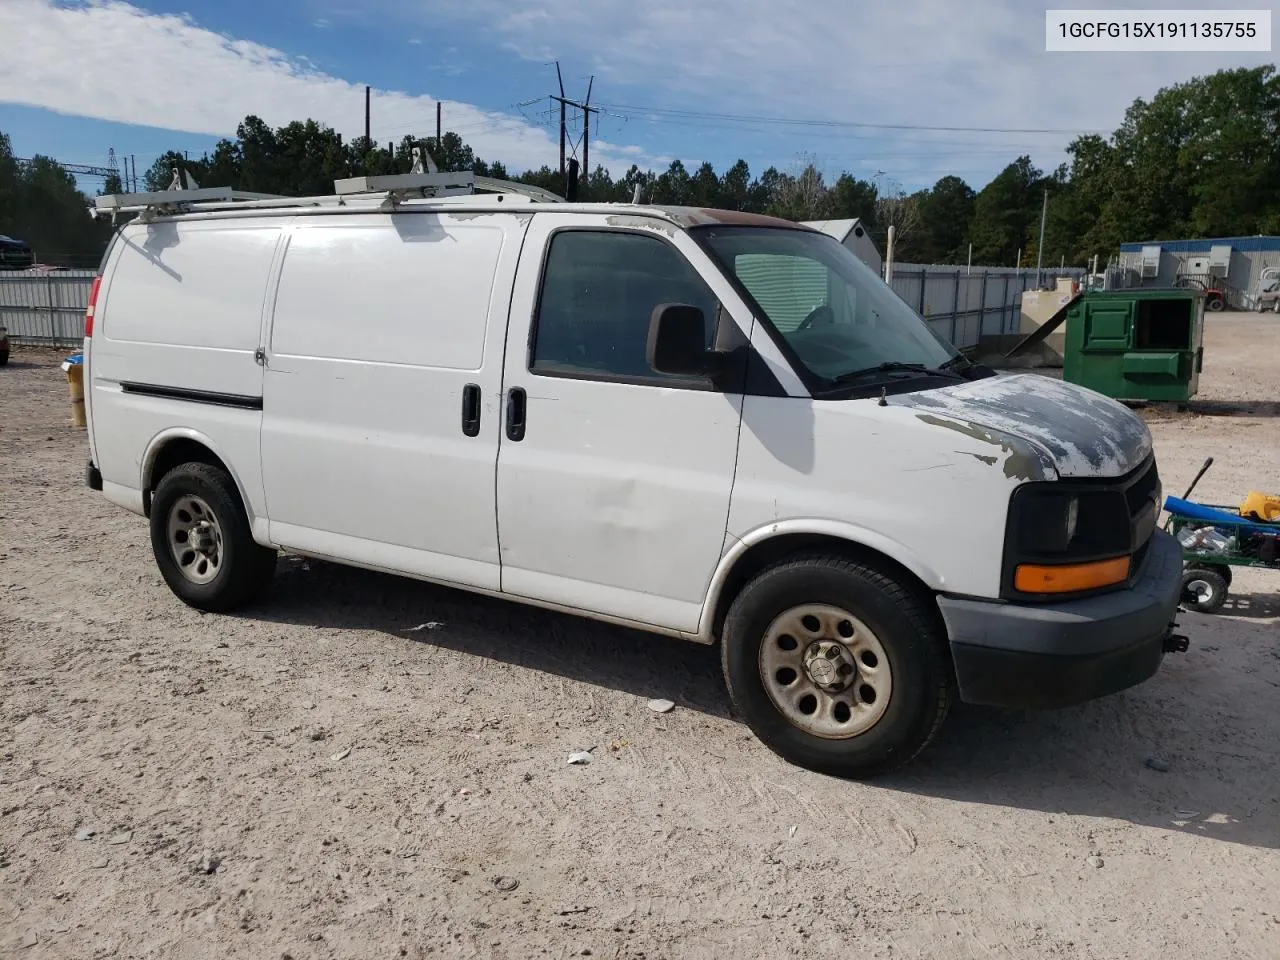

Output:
xmin=936 ymin=528 xmax=1183 ymax=657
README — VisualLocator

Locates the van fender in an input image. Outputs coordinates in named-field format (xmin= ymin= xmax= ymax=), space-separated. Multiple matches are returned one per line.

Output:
xmin=140 ymin=427 xmax=263 ymax=534
xmin=698 ymin=518 xmax=945 ymax=642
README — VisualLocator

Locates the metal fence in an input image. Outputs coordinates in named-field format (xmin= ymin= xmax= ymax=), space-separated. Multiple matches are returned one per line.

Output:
xmin=889 ymin=263 xmax=1088 ymax=351
xmin=0 ymin=269 xmax=96 ymax=347
xmin=2 ymin=262 xmax=1088 ymax=353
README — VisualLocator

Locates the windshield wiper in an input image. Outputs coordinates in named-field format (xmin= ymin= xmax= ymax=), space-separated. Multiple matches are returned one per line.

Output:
xmin=830 ymin=361 xmax=964 ymax=385
xmin=938 ymin=354 xmax=970 ymax=371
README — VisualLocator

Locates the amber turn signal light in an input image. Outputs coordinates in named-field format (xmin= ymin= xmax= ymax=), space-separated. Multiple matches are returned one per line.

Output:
xmin=1014 ymin=556 xmax=1130 ymax=594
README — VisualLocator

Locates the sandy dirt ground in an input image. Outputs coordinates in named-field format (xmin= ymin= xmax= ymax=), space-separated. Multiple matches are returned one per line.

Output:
xmin=2 ymin=313 xmax=1278 ymax=960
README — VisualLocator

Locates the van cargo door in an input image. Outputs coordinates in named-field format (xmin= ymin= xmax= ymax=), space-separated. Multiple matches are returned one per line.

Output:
xmin=260 ymin=211 xmax=527 ymax=590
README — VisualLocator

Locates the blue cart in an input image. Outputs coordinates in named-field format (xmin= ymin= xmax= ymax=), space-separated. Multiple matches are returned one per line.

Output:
xmin=1163 ymin=458 xmax=1280 ymax=613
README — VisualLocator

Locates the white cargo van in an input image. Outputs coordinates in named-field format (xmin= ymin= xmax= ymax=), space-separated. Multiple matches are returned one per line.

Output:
xmin=81 ymin=177 xmax=1186 ymax=777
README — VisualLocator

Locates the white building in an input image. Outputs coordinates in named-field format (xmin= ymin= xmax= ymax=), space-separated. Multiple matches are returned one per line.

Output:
xmin=801 ymin=218 xmax=882 ymax=276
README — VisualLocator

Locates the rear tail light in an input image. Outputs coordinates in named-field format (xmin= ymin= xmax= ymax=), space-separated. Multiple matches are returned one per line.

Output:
xmin=84 ymin=276 xmax=102 ymax=337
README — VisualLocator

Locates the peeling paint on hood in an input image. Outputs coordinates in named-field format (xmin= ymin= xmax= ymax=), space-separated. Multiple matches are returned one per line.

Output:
xmin=914 ymin=414 xmax=1055 ymax=482
xmin=894 ymin=373 xmax=1152 ymax=479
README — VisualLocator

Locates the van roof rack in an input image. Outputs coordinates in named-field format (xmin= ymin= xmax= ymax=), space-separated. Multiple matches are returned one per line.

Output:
xmin=92 ymin=149 xmax=564 ymax=222
xmin=333 ymin=146 xmax=565 ymax=206
xmin=92 ymin=166 xmax=286 ymax=222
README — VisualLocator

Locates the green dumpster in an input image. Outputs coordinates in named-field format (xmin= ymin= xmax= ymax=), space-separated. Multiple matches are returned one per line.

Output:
xmin=1062 ymin=288 xmax=1204 ymax=403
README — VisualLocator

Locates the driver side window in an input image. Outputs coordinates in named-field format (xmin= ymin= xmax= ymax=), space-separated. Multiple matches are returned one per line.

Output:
xmin=531 ymin=229 xmax=721 ymax=384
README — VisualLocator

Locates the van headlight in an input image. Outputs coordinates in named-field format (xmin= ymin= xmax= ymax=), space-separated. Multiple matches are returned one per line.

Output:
xmin=1064 ymin=495 xmax=1079 ymax=544
xmin=1003 ymin=485 xmax=1132 ymax=599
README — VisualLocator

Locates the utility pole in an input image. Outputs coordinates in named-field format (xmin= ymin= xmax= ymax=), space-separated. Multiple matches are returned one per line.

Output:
xmin=436 ymin=101 xmax=442 ymax=151
xmin=566 ymin=157 xmax=580 ymax=202
xmin=554 ymin=62 xmax=566 ymax=180
xmin=549 ymin=65 xmax=597 ymax=197
xmin=1035 ymin=188 xmax=1048 ymax=287
xmin=582 ymin=108 xmax=590 ymax=193
xmin=582 ymin=75 xmax=593 ymax=196
xmin=365 ymin=85 xmax=371 ymax=144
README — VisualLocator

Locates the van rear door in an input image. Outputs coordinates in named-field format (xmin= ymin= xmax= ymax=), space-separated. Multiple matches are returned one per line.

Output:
xmin=494 ymin=214 xmax=747 ymax=633
xmin=88 ymin=219 xmax=282 ymax=517
xmin=260 ymin=211 xmax=527 ymax=590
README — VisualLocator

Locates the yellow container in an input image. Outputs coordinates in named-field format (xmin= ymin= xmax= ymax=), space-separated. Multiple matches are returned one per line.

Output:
xmin=1239 ymin=490 xmax=1280 ymax=523
xmin=61 ymin=357 xmax=86 ymax=428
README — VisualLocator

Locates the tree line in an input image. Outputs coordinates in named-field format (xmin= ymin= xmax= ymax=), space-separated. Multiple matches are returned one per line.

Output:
xmin=2 ymin=65 xmax=1277 ymax=270
xmin=0 ymin=134 xmax=116 ymax=264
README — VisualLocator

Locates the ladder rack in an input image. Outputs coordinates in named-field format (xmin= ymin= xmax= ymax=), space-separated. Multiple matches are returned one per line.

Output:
xmin=93 ymin=149 xmax=565 ymax=221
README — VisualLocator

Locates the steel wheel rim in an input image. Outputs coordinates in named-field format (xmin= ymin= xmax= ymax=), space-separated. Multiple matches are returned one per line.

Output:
xmin=166 ymin=494 xmax=224 ymax=585
xmin=758 ymin=603 xmax=892 ymax=739
xmin=1186 ymin=579 xmax=1214 ymax=603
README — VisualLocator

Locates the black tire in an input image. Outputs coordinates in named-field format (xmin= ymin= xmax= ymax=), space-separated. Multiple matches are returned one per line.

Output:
xmin=149 ymin=462 xmax=276 ymax=612
xmin=721 ymin=554 xmax=952 ymax=779
xmin=1206 ymin=295 xmax=1225 ymax=312
xmin=1180 ymin=566 xmax=1228 ymax=614
xmin=0 ymin=349 xmax=9 ymax=367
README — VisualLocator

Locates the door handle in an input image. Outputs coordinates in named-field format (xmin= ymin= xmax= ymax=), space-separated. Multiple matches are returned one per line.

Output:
xmin=505 ymin=387 xmax=526 ymax=441
xmin=461 ymin=383 xmax=481 ymax=437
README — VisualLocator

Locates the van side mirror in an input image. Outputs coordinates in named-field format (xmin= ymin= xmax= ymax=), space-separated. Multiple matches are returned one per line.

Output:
xmin=647 ymin=303 xmax=720 ymax=377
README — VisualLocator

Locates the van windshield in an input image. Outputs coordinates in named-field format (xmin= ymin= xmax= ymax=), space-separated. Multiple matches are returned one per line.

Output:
xmin=693 ymin=226 xmax=961 ymax=388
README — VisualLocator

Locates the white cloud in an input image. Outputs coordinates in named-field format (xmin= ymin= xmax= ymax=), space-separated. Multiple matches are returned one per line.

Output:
xmin=402 ymin=0 xmax=1276 ymax=185
xmin=0 ymin=0 xmax=657 ymax=174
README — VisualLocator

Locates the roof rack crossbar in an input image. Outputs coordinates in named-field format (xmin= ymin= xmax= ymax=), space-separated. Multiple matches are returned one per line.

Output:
xmin=91 ymin=162 xmax=566 ymax=221
xmin=332 ymin=167 xmax=563 ymax=206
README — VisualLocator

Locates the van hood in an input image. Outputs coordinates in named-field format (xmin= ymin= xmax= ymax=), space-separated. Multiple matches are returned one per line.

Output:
xmin=891 ymin=373 xmax=1152 ymax=480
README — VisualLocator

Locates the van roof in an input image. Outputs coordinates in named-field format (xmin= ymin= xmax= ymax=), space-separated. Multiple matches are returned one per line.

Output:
xmin=102 ymin=187 xmax=813 ymax=233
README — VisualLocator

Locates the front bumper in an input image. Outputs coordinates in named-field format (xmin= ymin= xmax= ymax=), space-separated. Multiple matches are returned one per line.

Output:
xmin=937 ymin=528 xmax=1184 ymax=709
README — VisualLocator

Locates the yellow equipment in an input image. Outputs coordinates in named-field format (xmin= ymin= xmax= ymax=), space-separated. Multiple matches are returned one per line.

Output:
xmin=1239 ymin=490 xmax=1280 ymax=523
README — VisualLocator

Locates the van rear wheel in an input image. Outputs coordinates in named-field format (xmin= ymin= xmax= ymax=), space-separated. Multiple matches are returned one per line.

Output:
xmin=149 ymin=462 xmax=276 ymax=612
xmin=721 ymin=554 xmax=952 ymax=778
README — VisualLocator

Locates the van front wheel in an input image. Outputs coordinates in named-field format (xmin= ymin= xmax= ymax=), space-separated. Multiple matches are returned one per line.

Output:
xmin=721 ymin=555 xmax=952 ymax=778
xmin=149 ymin=462 xmax=276 ymax=612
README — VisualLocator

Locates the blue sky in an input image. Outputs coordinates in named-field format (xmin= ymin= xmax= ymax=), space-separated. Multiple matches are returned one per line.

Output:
xmin=1 ymin=1 xmax=1274 ymax=196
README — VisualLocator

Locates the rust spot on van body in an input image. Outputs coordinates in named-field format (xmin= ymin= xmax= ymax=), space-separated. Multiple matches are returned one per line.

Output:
xmin=605 ymin=215 xmax=678 ymax=236
xmin=657 ymin=207 xmax=815 ymax=230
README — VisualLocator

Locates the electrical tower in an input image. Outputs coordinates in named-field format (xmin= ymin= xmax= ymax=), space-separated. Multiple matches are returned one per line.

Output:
xmin=550 ymin=62 xmax=598 ymax=199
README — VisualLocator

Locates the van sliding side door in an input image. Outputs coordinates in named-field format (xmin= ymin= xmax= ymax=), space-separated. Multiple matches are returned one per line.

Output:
xmin=259 ymin=211 xmax=528 ymax=590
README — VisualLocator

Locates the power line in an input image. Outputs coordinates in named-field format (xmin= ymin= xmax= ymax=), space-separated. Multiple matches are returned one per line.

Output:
xmin=594 ymin=102 xmax=1104 ymax=136
xmin=613 ymin=112 xmax=1086 ymax=146
xmin=15 ymin=157 xmax=115 ymax=178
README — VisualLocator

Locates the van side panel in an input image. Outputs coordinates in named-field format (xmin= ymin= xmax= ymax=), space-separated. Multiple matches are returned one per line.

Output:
xmin=727 ymin=396 xmax=1022 ymax=599
xmin=260 ymin=211 xmax=524 ymax=591
xmin=88 ymin=220 xmax=280 ymax=518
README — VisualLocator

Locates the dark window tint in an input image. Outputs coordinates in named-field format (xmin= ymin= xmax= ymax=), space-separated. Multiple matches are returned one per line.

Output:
xmin=532 ymin=230 xmax=719 ymax=381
